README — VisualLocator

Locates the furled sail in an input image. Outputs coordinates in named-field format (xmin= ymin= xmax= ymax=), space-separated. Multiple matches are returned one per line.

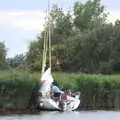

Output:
xmin=40 ymin=1 xmax=53 ymax=96
xmin=40 ymin=68 xmax=53 ymax=95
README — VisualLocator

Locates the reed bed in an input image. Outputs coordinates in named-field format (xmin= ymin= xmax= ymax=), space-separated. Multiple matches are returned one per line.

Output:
xmin=0 ymin=70 xmax=40 ymax=111
xmin=54 ymin=73 xmax=120 ymax=110
xmin=0 ymin=71 xmax=120 ymax=110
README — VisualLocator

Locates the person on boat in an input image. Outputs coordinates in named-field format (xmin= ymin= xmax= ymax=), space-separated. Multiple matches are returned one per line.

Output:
xmin=51 ymin=85 xmax=64 ymax=97
xmin=50 ymin=81 xmax=64 ymax=99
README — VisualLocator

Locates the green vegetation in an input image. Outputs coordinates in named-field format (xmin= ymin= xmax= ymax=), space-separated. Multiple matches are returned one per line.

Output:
xmin=0 ymin=42 xmax=6 ymax=70
xmin=1 ymin=71 xmax=120 ymax=110
xmin=1 ymin=0 xmax=120 ymax=74
xmin=6 ymin=54 xmax=26 ymax=69
xmin=54 ymin=73 xmax=120 ymax=110
xmin=0 ymin=71 xmax=40 ymax=111
xmin=25 ymin=0 xmax=120 ymax=73
xmin=0 ymin=0 xmax=120 ymax=111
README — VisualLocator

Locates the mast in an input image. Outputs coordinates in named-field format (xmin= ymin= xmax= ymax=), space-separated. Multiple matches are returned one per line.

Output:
xmin=41 ymin=10 xmax=48 ymax=74
xmin=48 ymin=0 xmax=52 ymax=69
xmin=41 ymin=0 xmax=52 ymax=74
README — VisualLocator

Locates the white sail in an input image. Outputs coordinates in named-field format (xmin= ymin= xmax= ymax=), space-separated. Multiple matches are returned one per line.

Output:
xmin=40 ymin=68 xmax=53 ymax=94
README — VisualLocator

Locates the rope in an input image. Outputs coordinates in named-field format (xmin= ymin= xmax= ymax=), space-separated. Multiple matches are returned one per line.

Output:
xmin=41 ymin=0 xmax=52 ymax=74
xmin=42 ymin=31 xmax=48 ymax=74
xmin=41 ymin=10 xmax=48 ymax=74
xmin=48 ymin=0 xmax=52 ymax=69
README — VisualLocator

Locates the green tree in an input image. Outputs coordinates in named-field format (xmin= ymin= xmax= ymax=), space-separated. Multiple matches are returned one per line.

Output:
xmin=26 ymin=5 xmax=73 ymax=72
xmin=6 ymin=54 xmax=26 ymax=69
xmin=109 ymin=20 xmax=120 ymax=72
xmin=74 ymin=0 xmax=107 ymax=30
xmin=0 ymin=42 xmax=6 ymax=69
xmin=26 ymin=39 xmax=43 ymax=71
xmin=26 ymin=0 xmax=120 ymax=74
xmin=50 ymin=4 xmax=73 ymax=44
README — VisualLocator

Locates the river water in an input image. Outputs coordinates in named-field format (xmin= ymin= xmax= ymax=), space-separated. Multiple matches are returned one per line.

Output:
xmin=0 ymin=111 xmax=120 ymax=120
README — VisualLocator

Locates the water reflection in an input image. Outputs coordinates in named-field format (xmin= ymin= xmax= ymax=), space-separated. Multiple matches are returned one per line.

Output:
xmin=0 ymin=111 xmax=120 ymax=120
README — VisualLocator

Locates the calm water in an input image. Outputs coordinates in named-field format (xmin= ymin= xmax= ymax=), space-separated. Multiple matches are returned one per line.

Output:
xmin=0 ymin=111 xmax=120 ymax=120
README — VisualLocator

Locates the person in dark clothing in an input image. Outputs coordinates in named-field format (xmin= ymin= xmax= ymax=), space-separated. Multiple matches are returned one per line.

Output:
xmin=51 ymin=85 xmax=64 ymax=98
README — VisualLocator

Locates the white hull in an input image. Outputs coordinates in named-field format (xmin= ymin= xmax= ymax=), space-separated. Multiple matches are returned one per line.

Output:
xmin=38 ymin=95 xmax=80 ymax=111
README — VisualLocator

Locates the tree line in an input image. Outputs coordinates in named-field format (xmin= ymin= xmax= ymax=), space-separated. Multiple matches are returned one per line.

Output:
xmin=1 ymin=0 xmax=120 ymax=74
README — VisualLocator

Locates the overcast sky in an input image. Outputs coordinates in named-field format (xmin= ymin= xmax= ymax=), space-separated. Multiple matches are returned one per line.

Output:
xmin=0 ymin=0 xmax=120 ymax=58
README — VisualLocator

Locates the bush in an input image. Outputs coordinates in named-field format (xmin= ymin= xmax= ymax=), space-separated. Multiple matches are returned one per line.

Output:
xmin=53 ymin=73 xmax=120 ymax=110
xmin=1 ymin=71 xmax=120 ymax=110
xmin=0 ymin=70 xmax=40 ymax=111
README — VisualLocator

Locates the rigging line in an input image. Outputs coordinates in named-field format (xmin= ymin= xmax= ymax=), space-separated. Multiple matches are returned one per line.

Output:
xmin=44 ymin=27 xmax=49 ymax=71
xmin=48 ymin=0 xmax=52 ymax=69
xmin=42 ymin=31 xmax=47 ymax=74
xmin=42 ymin=10 xmax=48 ymax=74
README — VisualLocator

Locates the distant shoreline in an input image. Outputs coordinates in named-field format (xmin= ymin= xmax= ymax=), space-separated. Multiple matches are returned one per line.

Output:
xmin=0 ymin=109 xmax=41 ymax=115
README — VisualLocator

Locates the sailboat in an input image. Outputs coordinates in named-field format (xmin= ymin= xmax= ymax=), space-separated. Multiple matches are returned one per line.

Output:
xmin=38 ymin=1 xmax=80 ymax=111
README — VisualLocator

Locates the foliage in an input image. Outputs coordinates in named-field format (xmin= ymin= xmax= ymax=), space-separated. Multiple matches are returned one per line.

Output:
xmin=74 ymin=0 xmax=107 ymax=30
xmin=0 ymin=42 xmax=7 ymax=69
xmin=26 ymin=40 xmax=43 ymax=71
xmin=50 ymin=5 xmax=73 ymax=44
xmin=0 ymin=70 xmax=40 ymax=110
xmin=25 ymin=0 xmax=120 ymax=74
xmin=1 ymin=71 xmax=120 ymax=110
xmin=6 ymin=54 xmax=26 ymax=69
xmin=54 ymin=72 xmax=120 ymax=110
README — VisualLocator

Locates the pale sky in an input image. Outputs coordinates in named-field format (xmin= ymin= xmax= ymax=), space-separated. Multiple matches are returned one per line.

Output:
xmin=0 ymin=0 xmax=120 ymax=58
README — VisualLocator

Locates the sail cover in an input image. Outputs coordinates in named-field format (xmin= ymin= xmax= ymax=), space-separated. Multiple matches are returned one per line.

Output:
xmin=40 ymin=68 xmax=53 ymax=93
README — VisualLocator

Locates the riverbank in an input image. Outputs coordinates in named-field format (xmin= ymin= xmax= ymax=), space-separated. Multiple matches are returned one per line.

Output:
xmin=54 ymin=73 xmax=120 ymax=110
xmin=0 ymin=70 xmax=40 ymax=113
xmin=0 ymin=109 xmax=40 ymax=115
xmin=0 ymin=70 xmax=120 ymax=113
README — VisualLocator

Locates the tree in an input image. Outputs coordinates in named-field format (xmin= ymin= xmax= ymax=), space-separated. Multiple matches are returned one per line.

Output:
xmin=26 ymin=39 xmax=43 ymax=71
xmin=74 ymin=0 xmax=107 ymax=30
xmin=26 ymin=5 xmax=73 ymax=72
xmin=109 ymin=20 xmax=120 ymax=72
xmin=50 ymin=4 xmax=73 ymax=44
xmin=26 ymin=0 xmax=120 ymax=74
xmin=6 ymin=54 xmax=26 ymax=69
xmin=0 ymin=42 xmax=7 ymax=69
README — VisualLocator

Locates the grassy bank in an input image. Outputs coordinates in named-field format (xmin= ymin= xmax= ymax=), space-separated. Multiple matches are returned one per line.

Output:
xmin=1 ymin=71 xmax=120 ymax=111
xmin=54 ymin=73 xmax=120 ymax=110
xmin=0 ymin=70 xmax=40 ymax=111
